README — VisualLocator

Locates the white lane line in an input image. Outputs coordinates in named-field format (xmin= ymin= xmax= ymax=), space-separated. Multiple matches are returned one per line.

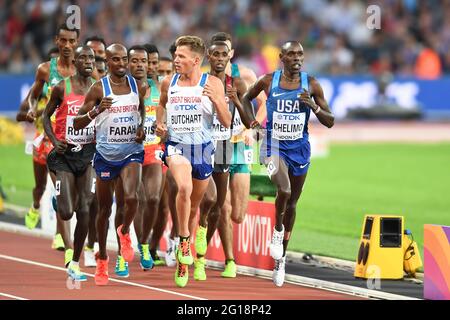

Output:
xmin=0 ymin=254 xmax=206 ymax=300
xmin=0 ymin=292 xmax=28 ymax=300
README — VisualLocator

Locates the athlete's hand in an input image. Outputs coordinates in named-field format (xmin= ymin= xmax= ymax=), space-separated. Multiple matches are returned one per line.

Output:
xmin=226 ymin=85 xmax=240 ymax=106
xmin=54 ymin=139 xmax=68 ymax=154
xmin=97 ymin=97 xmax=113 ymax=114
xmin=135 ymin=126 xmax=145 ymax=143
xmin=26 ymin=110 xmax=36 ymax=123
xmin=242 ymin=129 xmax=254 ymax=146
xmin=299 ymin=90 xmax=317 ymax=110
xmin=250 ymin=123 xmax=264 ymax=142
xmin=203 ymin=82 xmax=221 ymax=103
xmin=156 ymin=122 xmax=168 ymax=139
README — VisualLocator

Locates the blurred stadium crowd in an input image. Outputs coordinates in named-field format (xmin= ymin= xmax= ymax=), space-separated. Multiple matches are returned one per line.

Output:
xmin=1 ymin=0 xmax=449 ymax=78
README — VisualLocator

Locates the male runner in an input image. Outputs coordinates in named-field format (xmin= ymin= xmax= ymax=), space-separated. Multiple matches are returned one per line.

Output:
xmin=242 ymin=41 xmax=334 ymax=286
xmin=43 ymin=46 xmax=97 ymax=280
xmin=193 ymin=40 xmax=251 ymax=281
xmin=74 ymin=43 xmax=146 ymax=286
xmin=20 ymin=23 xmax=79 ymax=262
xmin=158 ymin=57 xmax=173 ymax=78
xmin=156 ymin=36 xmax=231 ymax=288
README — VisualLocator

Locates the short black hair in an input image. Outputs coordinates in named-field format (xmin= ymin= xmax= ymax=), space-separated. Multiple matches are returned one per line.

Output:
xmin=95 ymin=56 xmax=106 ymax=63
xmin=143 ymin=43 xmax=159 ymax=55
xmin=74 ymin=45 xmax=94 ymax=58
xmin=160 ymin=56 xmax=173 ymax=62
xmin=128 ymin=45 xmax=148 ymax=58
xmin=169 ymin=42 xmax=177 ymax=58
xmin=85 ymin=36 xmax=107 ymax=48
xmin=211 ymin=32 xmax=232 ymax=43
xmin=56 ymin=22 xmax=80 ymax=38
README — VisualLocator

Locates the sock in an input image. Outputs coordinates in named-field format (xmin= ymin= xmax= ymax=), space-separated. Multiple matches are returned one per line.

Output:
xmin=225 ymin=259 xmax=235 ymax=265
xmin=180 ymin=235 xmax=189 ymax=243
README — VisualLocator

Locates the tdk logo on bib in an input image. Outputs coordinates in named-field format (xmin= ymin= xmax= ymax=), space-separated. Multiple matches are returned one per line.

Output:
xmin=277 ymin=114 xmax=303 ymax=121
xmin=174 ymin=105 xmax=198 ymax=111
xmin=113 ymin=116 xmax=135 ymax=123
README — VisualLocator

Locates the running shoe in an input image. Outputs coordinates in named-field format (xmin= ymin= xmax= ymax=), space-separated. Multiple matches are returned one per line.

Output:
xmin=67 ymin=262 xmax=87 ymax=281
xmin=273 ymin=256 xmax=286 ymax=287
xmin=174 ymin=261 xmax=189 ymax=288
xmin=176 ymin=239 xmax=193 ymax=266
xmin=116 ymin=224 xmax=134 ymax=262
xmin=84 ymin=246 xmax=96 ymax=267
xmin=194 ymin=226 xmax=207 ymax=256
xmin=151 ymin=250 xmax=165 ymax=266
xmin=221 ymin=260 xmax=237 ymax=278
xmin=165 ymin=237 xmax=177 ymax=267
xmin=269 ymin=225 xmax=284 ymax=260
xmin=25 ymin=206 xmax=39 ymax=229
xmin=138 ymin=243 xmax=154 ymax=270
xmin=51 ymin=233 xmax=65 ymax=251
xmin=95 ymin=253 xmax=109 ymax=286
xmin=114 ymin=255 xmax=129 ymax=278
xmin=64 ymin=248 xmax=74 ymax=268
xmin=193 ymin=257 xmax=206 ymax=281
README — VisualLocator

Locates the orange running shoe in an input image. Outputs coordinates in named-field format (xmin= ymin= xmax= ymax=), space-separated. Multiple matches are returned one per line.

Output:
xmin=95 ymin=252 xmax=109 ymax=286
xmin=117 ymin=224 xmax=134 ymax=262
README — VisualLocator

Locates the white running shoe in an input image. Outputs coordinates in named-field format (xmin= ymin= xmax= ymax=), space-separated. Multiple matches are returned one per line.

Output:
xmin=269 ymin=225 xmax=284 ymax=260
xmin=165 ymin=237 xmax=178 ymax=267
xmin=273 ymin=256 xmax=286 ymax=287
xmin=84 ymin=246 xmax=97 ymax=268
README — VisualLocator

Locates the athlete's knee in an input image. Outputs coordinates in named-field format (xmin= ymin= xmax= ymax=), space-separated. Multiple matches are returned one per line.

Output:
xmin=231 ymin=209 xmax=245 ymax=224
xmin=202 ymin=192 xmax=217 ymax=210
xmin=58 ymin=205 xmax=74 ymax=221
xmin=277 ymin=187 xmax=291 ymax=200
xmin=177 ymin=183 xmax=192 ymax=200
xmin=124 ymin=192 xmax=138 ymax=208
xmin=145 ymin=193 xmax=160 ymax=208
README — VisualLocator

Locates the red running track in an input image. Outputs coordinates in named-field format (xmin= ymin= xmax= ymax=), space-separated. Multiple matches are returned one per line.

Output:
xmin=0 ymin=230 xmax=364 ymax=300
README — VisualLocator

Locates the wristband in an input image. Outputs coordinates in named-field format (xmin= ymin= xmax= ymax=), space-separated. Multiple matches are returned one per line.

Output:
xmin=314 ymin=106 xmax=321 ymax=114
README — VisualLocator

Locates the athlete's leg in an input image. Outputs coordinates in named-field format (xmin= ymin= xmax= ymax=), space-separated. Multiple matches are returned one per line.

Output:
xmin=166 ymin=169 xmax=179 ymax=239
xmin=230 ymin=172 xmax=250 ymax=224
xmin=217 ymin=189 xmax=233 ymax=260
xmin=133 ymin=181 xmax=145 ymax=242
xmin=119 ymin=162 xmax=142 ymax=234
xmin=166 ymin=155 xmax=193 ymax=238
xmin=198 ymin=178 xmax=217 ymax=229
xmin=87 ymin=197 xmax=98 ymax=248
xmin=72 ymin=167 xmax=95 ymax=262
xmin=49 ymin=170 xmax=72 ymax=249
xmin=114 ymin=179 xmax=125 ymax=255
xmin=55 ymin=171 xmax=76 ymax=221
xmin=32 ymin=161 xmax=47 ymax=209
xmin=149 ymin=171 xmax=168 ymax=257
xmin=140 ymin=164 xmax=163 ymax=244
xmin=266 ymin=155 xmax=291 ymax=231
xmin=282 ymin=172 xmax=307 ymax=256
xmin=96 ymin=177 xmax=116 ymax=260
xmin=206 ymin=172 xmax=229 ymax=243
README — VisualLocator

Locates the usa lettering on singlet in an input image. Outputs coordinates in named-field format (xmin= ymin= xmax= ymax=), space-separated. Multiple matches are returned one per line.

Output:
xmin=166 ymin=73 xmax=214 ymax=145
xmin=267 ymin=70 xmax=311 ymax=143
xmin=55 ymin=77 xmax=96 ymax=145
xmin=95 ymin=75 xmax=143 ymax=161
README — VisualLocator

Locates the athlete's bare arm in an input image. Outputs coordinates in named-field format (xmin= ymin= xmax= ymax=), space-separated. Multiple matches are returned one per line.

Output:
xmin=16 ymin=91 xmax=33 ymax=123
xmin=204 ymin=75 xmax=231 ymax=128
xmin=240 ymin=66 xmax=267 ymax=124
xmin=135 ymin=80 xmax=147 ymax=143
xmin=299 ymin=76 xmax=334 ymax=128
xmin=28 ymin=62 xmax=50 ymax=120
xmin=73 ymin=82 xmax=111 ymax=130
xmin=156 ymin=77 xmax=170 ymax=138
xmin=43 ymin=80 xmax=65 ymax=153
xmin=242 ymin=74 xmax=272 ymax=128
xmin=229 ymin=76 xmax=252 ymax=128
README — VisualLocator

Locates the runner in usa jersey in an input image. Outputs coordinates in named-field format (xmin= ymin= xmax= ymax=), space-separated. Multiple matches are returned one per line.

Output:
xmin=242 ymin=41 xmax=334 ymax=287
xmin=156 ymin=36 xmax=231 ymax=288
xmin=43 ymin=46 xmax=98 ymax=282
xmin=74 ymin=44 xmax=146 ymax=286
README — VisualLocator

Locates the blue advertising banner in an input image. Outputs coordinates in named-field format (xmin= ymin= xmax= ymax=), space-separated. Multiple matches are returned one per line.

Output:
xmin=1 ymin=74 xmax=450 ymax=119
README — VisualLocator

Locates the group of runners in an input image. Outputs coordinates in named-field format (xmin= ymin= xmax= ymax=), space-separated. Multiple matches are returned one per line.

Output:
xmin=17 ymin=23 xmax=334 ymax=288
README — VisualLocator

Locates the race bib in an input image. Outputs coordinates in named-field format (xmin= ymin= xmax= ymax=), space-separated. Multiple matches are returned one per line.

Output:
xmin=169 ymin=105 xmax=202 ymax=134
xmin=231 ymin=113 xmax=245 ymax=137
xmin=212 ymin=115 xmax=230 ymax=141
xmin=244 ymin=149 xmax=254 ymax=164
xmin=66 ymin=115 xmax=95 ymax=144
xmin=106 ymin=114 xmax=138 ymax=144
xmin=167 ymin=144 xmax=182 ymax=156
xmin=272 ymin=111 xmax=305 ymax=141
xmin=143 ymin=114 xmax=159 ymax=145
